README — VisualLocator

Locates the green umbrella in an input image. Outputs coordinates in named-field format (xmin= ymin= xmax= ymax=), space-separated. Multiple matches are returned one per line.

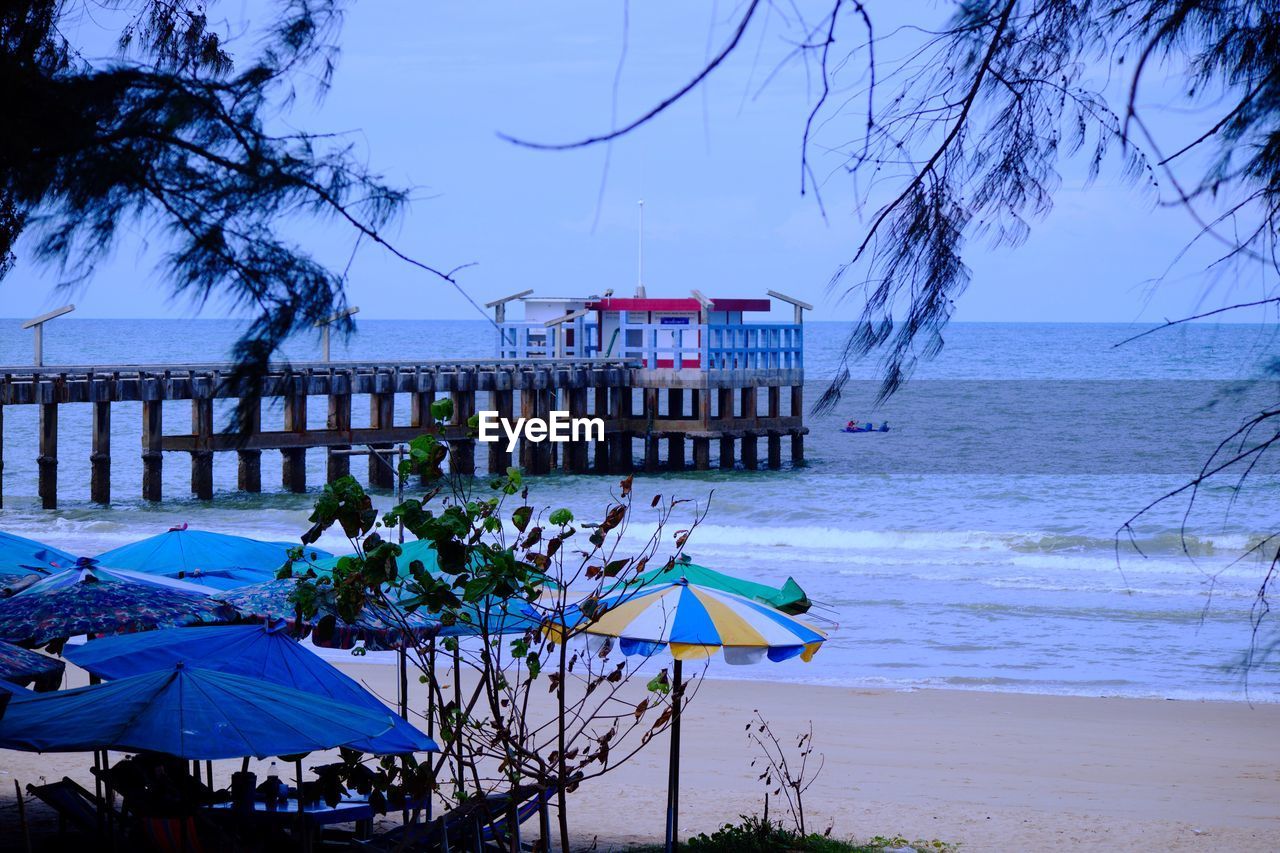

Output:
xmin=621 ymin=556 xmax=811 ymax=614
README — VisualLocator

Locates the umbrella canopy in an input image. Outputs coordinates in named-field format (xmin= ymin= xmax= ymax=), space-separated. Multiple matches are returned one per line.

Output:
xmin=0 ymin=639 xmax=64 ymax=691
xmin=95 ymin=528 xmax=329 ymax=590
xmin=620 ymin=557 xmax=811 ymax=615
xmin=0 ymin=531 xmax=78 ymax=578
xmin=583 ymin=579 xmax=827 ymax=853
xmin=586 ymin=580 xmax=825 ymax=664
xmin=219 ymin=577 xmax=435 ymax=650
xmin=0 ymin=663 xmax=400 ymax=759
xmin=65 ymin=623 xmax=437 ymax=755
xmin=0 ymin=565 xmax=235 ymax=649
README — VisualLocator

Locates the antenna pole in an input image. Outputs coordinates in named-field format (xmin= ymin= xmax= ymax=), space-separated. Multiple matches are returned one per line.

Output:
xmin=636 ymin=199 xmax=646 ymax=298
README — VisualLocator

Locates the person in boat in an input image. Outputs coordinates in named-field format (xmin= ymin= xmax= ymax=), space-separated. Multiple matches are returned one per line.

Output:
xmin=846 ymin=419 xmax=858 ymax=431
xmin=879 ymin=421 xmax=890 ymax=432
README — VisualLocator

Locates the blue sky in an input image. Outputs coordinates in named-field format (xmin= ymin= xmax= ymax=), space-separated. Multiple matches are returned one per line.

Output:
xmin=3 ymin=1 xmax=1272 ymax=325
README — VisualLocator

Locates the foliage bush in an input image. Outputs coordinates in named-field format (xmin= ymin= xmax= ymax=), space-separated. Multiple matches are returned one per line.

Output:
xmin=673 ymin=816 xmax=955 ymax=853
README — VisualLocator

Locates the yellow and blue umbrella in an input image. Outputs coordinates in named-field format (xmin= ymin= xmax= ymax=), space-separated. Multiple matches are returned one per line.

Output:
xmin=583 ymin=579 xmax=826 ymax=853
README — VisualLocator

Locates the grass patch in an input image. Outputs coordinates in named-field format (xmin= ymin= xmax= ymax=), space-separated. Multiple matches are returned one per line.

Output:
xmin=626 ymin=816 xmax=956 ymax=853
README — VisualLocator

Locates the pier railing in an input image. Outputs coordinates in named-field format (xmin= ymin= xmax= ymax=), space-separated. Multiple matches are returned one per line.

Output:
xmin=497 ymin=320 xmax=803 ymax=371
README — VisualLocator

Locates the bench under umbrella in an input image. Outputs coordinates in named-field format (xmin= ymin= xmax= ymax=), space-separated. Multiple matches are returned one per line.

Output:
xmin=0 ymin=563 xmax=235 ymax=650
xmin=65 ymin=623 xmax=437 ymax=755
xmin=0 ymin=639 xmax=64 ymax=691
xmin=95 ymin=527 xmax=329 ymax=590
xmin=0 ymin=662 xmax=401 ymax=759
xmin=582 ymin=579 xmax=827 ymax=853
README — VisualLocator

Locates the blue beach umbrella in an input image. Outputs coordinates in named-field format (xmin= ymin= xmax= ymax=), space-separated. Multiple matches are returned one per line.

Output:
xmin=0 ymin=563 xmax=235 ymax=649
xmin=0 ymin=531 xmax=78 ymax=578
xmin=582 ymin=580 xmax=827 ymax=853
xmin=0 ymin=640 xmax=64 ymax=691
xmin=65 ymin=623 xmax=437 ymax=755
xmin=0 ymin=663 xmax=401 ymax=759
xmin=95 ymin=527 xmax=329 ymax=590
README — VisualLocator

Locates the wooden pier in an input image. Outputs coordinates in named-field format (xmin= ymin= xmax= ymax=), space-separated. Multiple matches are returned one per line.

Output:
xmin=0 ymin=358 xmax=806 ymax=508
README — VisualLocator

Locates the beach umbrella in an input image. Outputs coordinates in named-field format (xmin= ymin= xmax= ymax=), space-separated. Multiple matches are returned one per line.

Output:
xmin=0 ymin=639 xmax=64 ymax=691
xmin=618 ymin=556 xmax=811 ymax=614
xmin=94 ymin=527 xmax=329 ymax=590
xmin=0 ymin=563 xmax=235 ymax=649
xmin=0 ymin=531 xmax=78 ymax=578
xmin=0 ymin=663 xmax=402 ymax=759
xmin=582 ymin=579 xmax=826 ymax=853
xmin=218 ymin=577 xmax=435 ymax=650
xmin=65 ymin=623 xmax=438 ymax=755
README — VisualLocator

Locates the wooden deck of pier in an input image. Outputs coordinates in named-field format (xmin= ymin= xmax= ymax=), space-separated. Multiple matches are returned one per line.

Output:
xmin=0 ymin=358 xmax=806 ymax=508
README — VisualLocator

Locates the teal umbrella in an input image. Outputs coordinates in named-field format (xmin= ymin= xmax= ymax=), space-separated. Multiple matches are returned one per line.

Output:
xmin=65 ymin=624 xmax=438 ymax=755
xmin=0 ymin=663 xmax=400 ymax=759
xmin=95 ymin=527 xmax=329 ymax=590
xmin=619 ymin=556 xmax=810 ymax=614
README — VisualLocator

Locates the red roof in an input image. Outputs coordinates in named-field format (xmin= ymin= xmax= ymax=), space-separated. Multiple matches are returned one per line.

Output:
xmin=588 ymin=297 xmax=771 ymax=312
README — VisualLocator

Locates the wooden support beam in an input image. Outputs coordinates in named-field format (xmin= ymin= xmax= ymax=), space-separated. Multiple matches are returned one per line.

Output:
xmin=741 ymin=431 xmax=759 ymax=470
xmin=38 ymin=403 xmax=57 ymax=509
xmin=643 ymin=388 xmax=660 ymax=472
xmin=369 ymin=392 xmax=396 ymax=488
xmin=695 ymin=389 xmax=711 ymax=426
xmin=411 ymin=389 xmax=436 ymax=484
xmin=450 ymin=389 xmax=476 ymax=476
xmin=519 ymin=389 xmax=536 ymax=472
xmin=489 ymin=389 xmax=513 ymax=474
xmin=531 ymin=389 xmax=552 ymax=475
xmin=612 ymin=387 xmax=634 ymax=472
xmin=719 ymin=434 xmax=735 ymax=470
xmin=766 ymin=430 xmax=782 ymax=470
xmin=567 ymin=387 xmax=589 ymax=473
xmin=238 ymin=397 xmax=262 ymax=493
xmin=717 ymin=388 xmax=733 ymax=421
xmin=667 ymin=435 xmax=686 ymax=470
xmin=593 ymin=386 xmax=610 ymax=473
xmin=282 ymin=393 xmax=308 ymax=493
xmin=740 ymin=387 xmax=757 ymax=421
xmin=791 ymin=430 xmax=805 ymax=466
xmin=90 ymin=401 xmax=110 ymax=505
xmin=768 ymin=386 xmax=781 ymax=419
xmin=327 ymin=393 xmax=351 ymax=483
xmin=666 ymin=388 xmax=684 ymax=420
xmin=692 ymin=437 xmax=710 ymax=471
xmin=191 ymin=398 xmax=214 ymax=500
xmin=142 ymin=400 xmax=163 ymax=502
xmin=790 ymin=385 xmax=804 ymax=418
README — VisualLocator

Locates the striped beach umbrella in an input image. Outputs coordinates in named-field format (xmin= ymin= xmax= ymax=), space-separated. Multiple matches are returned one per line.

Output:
xmin=0 ymin=564 xmax=235 ymax=649
xmin=583 ymin=579 xmax=826 ymax=853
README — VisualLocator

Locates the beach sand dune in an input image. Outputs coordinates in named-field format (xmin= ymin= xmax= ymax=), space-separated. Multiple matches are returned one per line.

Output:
xmin=2 ymin=662 xmax=1277 ymax=850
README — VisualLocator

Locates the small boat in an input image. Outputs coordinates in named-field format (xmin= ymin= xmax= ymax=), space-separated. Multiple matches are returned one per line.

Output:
xmin=842 ymin=422 xmax=890 ymax=433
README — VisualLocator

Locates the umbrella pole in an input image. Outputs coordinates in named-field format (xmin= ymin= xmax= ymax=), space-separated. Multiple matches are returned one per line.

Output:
xmin=664 ymin=659 xmax=684 ymax=853
xmin=426 ymin=637 xmax=436 ymax=822
xmin=398 ymin=643 xmax=408 ymax=720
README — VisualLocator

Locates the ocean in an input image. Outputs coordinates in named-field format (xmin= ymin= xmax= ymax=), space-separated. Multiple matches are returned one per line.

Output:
xmin=1 ymin=318 xmax=1278 ymax=701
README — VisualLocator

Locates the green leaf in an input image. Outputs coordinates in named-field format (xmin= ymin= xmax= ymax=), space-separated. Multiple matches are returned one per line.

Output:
xmin=430 ymin=398 xmax=454 ymax=422
xmin=512 ymin=505 xmax=533 ymax=532
xmin=549 ymin=508 xmax=573 ymax=526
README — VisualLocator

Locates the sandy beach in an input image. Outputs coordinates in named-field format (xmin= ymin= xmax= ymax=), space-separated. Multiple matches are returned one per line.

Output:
xmin=4 ymin=660 xmax=1278 ymax=851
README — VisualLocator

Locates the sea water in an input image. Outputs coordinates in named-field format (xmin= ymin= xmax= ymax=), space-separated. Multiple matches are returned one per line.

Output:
xmin=1 ymin=318 xmax=1278 ymax=700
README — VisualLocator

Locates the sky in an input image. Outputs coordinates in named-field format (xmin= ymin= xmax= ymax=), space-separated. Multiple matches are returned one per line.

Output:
xmin=2 ymin=0 xmax=1274 ymax=326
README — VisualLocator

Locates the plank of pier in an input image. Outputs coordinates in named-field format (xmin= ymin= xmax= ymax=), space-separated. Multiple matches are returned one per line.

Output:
xmin=532 ymin=389 xmax=552 ymax=475
xmin=410 ymin=389 xmax=435 ymax=484
xmin=238 ymin=397 xmax=262 ymax=493
xmin=450 ymin=389 xmax=476 ymax=476
xmin=643 ymin=388 xmax=660 ymax=472
xmin=191 ymin=398 xmax=214 ymax=500
xmin=613 ymin=386 xmax=634 ymax=472
xmin=768 ymin=387 xmax=781 ymax=420
xmin=488 ymin=390 xmax=513 ymax=474
xmin=740 ymin=387 xmax=758 ymax=421
xmin=719 ymin=434 xmax=735 ymax=470
xmin=741 ymin=431 xmax=759 ymax=470
xmin=90 ymin=401 xmax=110 ymax=504
xmin=519 ymin=389 xmax=536 ymax=472
xmin=790 ymin=429 xmax=805 ymax=467
xmin=327 ymin=393 xmax=351 ymax=483
xmin=592 ymin=385 xmax=610 ymax=473
xmin=369 ymin=392 xmax=395 ymax=488
xmin=667 ymin=435 xmax=686 ymax=471
xmin=38 ymin=404 xmax=57 ymax=509
xmin=717 ymin=388 xmax=733 ymax=422
xmin=567 ymin=387 xmax=589 ymax=473
xmin=692 ymin=437 xmax=710 ymax=471
xmin=282 ymin=393 xmax=308 ymax=493
xmin=790 ymin=385 xmax=803 ymax=418
xmin=767 ymin=430 xmax=782 ymax=470
xmin=142 ymin=400 xmax=163 ymax=502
